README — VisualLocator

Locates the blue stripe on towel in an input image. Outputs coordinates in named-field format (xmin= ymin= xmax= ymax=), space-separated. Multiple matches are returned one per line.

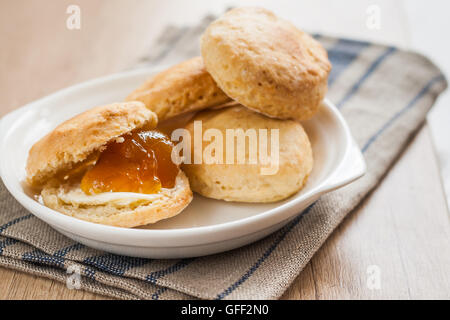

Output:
xmin=54 ymin=243 xmax=85 ymax=258
xmin=0 ymin=214 xmax=33 ymax=234
xmin=214 ymin=74 xmax=445 ymax=299
xmin=145 ymin=259 xmax=193 ymax=284
xmin=151 ymin=287 xmax=168 ymax=300
xmin=83 ymin=253 xmax=150 ymax=276
xmin=327 ymin=39 xmax=370 ymax=86
xmin=215 ymin=205 xmax=314 ymax=300
xmin=362 ymin=74 xmax=445 ymax=152
xmin=336 ymin=46 xmax=397 ymax=109
xmin=22 ymin=249 xmax=66 ymax=268
xmin=84 ymin=266 xmax=96 ymax=280
xmin=17 ymin=243 xmax=84 ymax=271
xmin=0 ymin=238 xmax=19 ymax=255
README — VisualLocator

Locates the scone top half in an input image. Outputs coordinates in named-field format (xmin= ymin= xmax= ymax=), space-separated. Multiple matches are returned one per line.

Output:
xmin=201 ymin=7 xmax=331 ymax=121
xmin=26 ymin=101 xmax=157 ymax=187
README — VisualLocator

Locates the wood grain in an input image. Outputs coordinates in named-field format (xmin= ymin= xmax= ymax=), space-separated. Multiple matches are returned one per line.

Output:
xmin=1 ymin=0 xmax=449 ymax=300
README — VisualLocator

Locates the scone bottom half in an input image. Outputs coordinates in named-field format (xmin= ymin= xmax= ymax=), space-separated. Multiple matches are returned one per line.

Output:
xmin=25 ymin=102 xmax=193 ymax=228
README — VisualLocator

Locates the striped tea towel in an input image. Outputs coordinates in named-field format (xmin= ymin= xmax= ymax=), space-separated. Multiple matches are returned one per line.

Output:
xmin=0 ymin=15 xmax=447 ymax=300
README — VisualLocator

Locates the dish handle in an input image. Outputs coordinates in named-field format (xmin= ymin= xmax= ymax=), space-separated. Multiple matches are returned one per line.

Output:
xmin=317 ymin=139 xmax=366 ymax=194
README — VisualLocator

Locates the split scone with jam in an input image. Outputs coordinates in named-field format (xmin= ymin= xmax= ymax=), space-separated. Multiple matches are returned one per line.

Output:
xmin=26 ymin=101 xmax=192 ymax=228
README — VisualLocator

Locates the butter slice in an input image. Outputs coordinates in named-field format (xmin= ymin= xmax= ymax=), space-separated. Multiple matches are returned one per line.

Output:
xmin=57 ymin=186 xmax=163 ymax=207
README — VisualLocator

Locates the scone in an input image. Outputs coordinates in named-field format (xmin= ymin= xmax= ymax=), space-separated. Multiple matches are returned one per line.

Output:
xmin=125 ymin=56 xmax=231 ymax=121
xmin=181 ymin=106 xmax=313 ymax=203
xmin=26 ymin=102 xmax=193 ymax=228
xmin=201 ymin=7 xmax=331 ymax=121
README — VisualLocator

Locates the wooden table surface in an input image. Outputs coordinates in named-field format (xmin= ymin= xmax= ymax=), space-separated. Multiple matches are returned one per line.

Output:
xmin=1 ymin=0 xmax=449 ymax=300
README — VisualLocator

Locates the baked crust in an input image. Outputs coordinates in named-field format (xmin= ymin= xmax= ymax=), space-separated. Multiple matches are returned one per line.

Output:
xmin=201 ymin=7 xmax=331 ymax=121
xmin=26 ymin=102 xmax=157 ymax=187
xmin=182 ymin=106 xmax=314 ymax=202
xmin=125 ymin=57 xmax=231 ymax=121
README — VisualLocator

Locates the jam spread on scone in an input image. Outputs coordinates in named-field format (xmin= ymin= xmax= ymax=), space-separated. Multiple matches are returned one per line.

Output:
xmin=81 ymin=129 xmax=178 ymax=195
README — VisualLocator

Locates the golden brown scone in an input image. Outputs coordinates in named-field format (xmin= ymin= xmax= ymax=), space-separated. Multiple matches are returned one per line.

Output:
xmin=182 ymin=106 xmax=313 ymax=203
xmin=201 ymin=7 xmax=331 ymax=121
xmin=26 ymin=102 xmax=157 ymax=187
xmin=40 ymin=172 xmax=192 ymax=228
xmin=125 ymin=57 xmax=231 ymax=121
xmin=26 ymin=102 xmax=193 ymax=227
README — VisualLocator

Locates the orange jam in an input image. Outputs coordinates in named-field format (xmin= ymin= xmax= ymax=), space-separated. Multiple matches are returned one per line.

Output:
xmin=80 ymin=129 xmax=178 ymax=195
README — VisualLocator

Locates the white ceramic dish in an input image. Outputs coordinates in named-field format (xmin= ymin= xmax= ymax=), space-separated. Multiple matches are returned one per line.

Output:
xmin=0 ymin=67 xmax=366 ymax=258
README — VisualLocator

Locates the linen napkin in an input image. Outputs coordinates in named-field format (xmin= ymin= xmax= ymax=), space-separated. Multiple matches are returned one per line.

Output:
xmin=0 ymin=15 xmax=447 ymax=300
